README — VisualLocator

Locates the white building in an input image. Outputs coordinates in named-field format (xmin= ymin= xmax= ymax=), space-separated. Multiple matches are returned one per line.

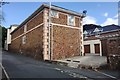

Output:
xmin=5 ymin=25 xmax=18 ymax=50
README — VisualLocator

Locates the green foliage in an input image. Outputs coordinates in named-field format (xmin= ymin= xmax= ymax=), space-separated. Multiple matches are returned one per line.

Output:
xmin=0 ymin=25 xmax=7 ymax=49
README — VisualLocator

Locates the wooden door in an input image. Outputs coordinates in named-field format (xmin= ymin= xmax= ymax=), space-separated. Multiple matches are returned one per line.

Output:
xmin=94 ymin=44 xmax=100 ymax=54
xmin=84 ymin=45 xmax=90 ymax=53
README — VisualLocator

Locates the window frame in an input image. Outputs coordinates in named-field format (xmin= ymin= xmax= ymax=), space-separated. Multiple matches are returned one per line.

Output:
xmin=50 ymin=10 xmax=59 ymax=18
xmin=68 ymin=14 xmax=75 ymax=26
xmin=83 ymin=30 xmax=88 ymax=38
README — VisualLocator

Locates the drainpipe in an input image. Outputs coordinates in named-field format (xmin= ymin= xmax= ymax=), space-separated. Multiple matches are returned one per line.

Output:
xmin=81 ymin=10 xmax=87 ymax=56
xmin=48 ymin=2 xmax=51 ymax=60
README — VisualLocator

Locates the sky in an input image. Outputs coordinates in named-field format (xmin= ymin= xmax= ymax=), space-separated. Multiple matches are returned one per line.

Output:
xmin=2 ymin=2 xmax=119 ymax=28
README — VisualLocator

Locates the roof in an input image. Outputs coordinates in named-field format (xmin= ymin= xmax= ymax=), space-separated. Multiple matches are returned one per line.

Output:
xmin=43 ymin=4 xmax=83 ymax=17
xmin=11 ymin=4 xmax=84 ymax=34
xmin=83 ymin=24 xmax=120 ymax=35
xmin=9 ymin=24 xmax=19 ymax=29
xmin=102 ymin=24 xmax=120 ymax=32
xmin=83 ymin=24 xmax=101 ymax=31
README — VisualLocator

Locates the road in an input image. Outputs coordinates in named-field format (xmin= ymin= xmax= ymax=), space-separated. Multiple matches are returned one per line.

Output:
xmin=2 ymin=51 xmax=119 ymax=79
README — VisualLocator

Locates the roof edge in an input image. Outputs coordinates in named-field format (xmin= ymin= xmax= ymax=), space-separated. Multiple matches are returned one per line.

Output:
xmin=11 ymin=3 xmax=83 ymax=34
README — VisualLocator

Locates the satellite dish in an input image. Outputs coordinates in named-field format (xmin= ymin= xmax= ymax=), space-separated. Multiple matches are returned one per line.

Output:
xmin=83 ymin=10 xmax=87 ymax=14
xmin=81 ymin=10 xmax=87 ymax=18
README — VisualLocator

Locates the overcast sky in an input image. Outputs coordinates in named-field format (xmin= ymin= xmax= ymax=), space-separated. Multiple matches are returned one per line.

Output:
xmin=2 ymin=2 xmax=119 ymax=28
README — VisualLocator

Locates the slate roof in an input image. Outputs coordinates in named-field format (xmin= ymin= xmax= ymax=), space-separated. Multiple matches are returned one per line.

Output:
xmin=83 ymin=24 xmax=101 ymax=31
xmin=83 ymin=24 xmax=120 ymax=35
xmin=102 ymin=24 xmax=120 ymax=32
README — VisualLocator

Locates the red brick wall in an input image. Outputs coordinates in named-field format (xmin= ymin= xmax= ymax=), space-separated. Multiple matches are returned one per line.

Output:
xmin=51 ymin=25 xmax=81 ymax=60
xmin=10 ymin=8 xmax=82 ymax=60
xmin=10 ymin=25 xmax=44 ymax=59
xmin=101 ymin=36 xmax=120 ymax=56
xmin=12 ymin=12 xmax=43 ymax=40
xmin=27 ymin=12 xmax=43 ymax=31
xmin=51 ymin=13 xmax=67 ymax=25
xmin=75 ymin=17 xmax=80 ymax=27
xmin=10 ymin=11 xmax=44 ymax=60
xmin=47 ymin=9 xmax=82 ymax=60
xmin=12 ymin=26 xmax=24 ymax=40
xmin=107 ymin=37 xmax=120 ymax=55
xmin=51 ymin=11 xmax=80 ymax=27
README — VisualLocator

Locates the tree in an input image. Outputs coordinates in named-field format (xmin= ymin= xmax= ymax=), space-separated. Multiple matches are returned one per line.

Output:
xmin=0 ymin=1 xmax=9 ymax=24
xmin=0 ymin=1 xmax=9 ymax=49
xmin=0 ymin=25 xmax=7 ymax=49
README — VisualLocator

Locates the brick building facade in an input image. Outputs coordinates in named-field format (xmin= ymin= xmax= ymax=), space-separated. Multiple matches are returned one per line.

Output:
xmin=9 ymin=4 xmax=84 ymax=60
xmin=101 ymin=34 xmax=120 ymax=56
xmin=83 ymin=24 xmax=120 ymax=56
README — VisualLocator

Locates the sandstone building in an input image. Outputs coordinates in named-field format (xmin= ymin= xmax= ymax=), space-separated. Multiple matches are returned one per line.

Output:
xmin=9 ymin=4 xmax=85 ymax=60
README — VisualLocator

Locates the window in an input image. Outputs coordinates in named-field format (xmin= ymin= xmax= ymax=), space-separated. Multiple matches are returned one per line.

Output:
xmin=51 ymin=10 xmax=58 ymax=17
xmin=68 ymin=15 xmax=74 ymax=26
xmin=24 ymin=24 xmax=27 ymax=33
xmin=22 ymin=36 xmax=26 ymax=44
xmin=83 ymin=30 xmax=88 ymax=38
xmin=94 ymin=32 xmax=100 ymax=37
xmin=93 ymin=28 xmax=101 ymax=37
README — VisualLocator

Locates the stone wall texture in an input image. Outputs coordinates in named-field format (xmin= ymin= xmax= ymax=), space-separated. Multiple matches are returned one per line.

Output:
xmin=49 ymin=10 xmax=81 ymax=60
xmin=10 ymin=8 xmax=82 ymax=60
xmin=107 ymin=37 xmax=120 ymax=55
xmin=51 ymin=25 xmax=81 ymax=60
xmin=10 ymin=11 xmax=44 ymax=60
xmin=101 ymin=36 xmax=120 ymax=56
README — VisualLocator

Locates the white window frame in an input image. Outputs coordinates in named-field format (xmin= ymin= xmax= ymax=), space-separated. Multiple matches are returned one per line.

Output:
xmin=95 ymin=32 xmax=100 ymax=37
xmin=68 ymin=15 xmax=75 ymax=26
xmin=83 ymin=30 xmax=88 ymax=38
xmin=51 ymin=10 xmax=59 ymax=18
xmin=24 ymin=24 xmax=27 ymax=33
xmin=22 ymin=36 xmax=26 ymax=44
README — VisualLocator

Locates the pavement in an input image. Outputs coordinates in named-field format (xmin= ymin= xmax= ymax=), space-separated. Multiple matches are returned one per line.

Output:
xmin=2 ymin=51 xmax=120 ymax=79
xmin=56 ymin=55 xmax=107 ymax=69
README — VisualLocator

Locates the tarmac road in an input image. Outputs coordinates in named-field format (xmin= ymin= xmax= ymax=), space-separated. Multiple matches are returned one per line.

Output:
xmin=2 ymin=51 xmax=119 ymax=80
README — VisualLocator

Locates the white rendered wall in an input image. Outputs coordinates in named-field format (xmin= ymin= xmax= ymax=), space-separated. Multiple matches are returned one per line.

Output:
xmin=6 ymin=26 xmax=17 ymax=50
xmin=83 ymin=39 xmax=102 ymax=56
